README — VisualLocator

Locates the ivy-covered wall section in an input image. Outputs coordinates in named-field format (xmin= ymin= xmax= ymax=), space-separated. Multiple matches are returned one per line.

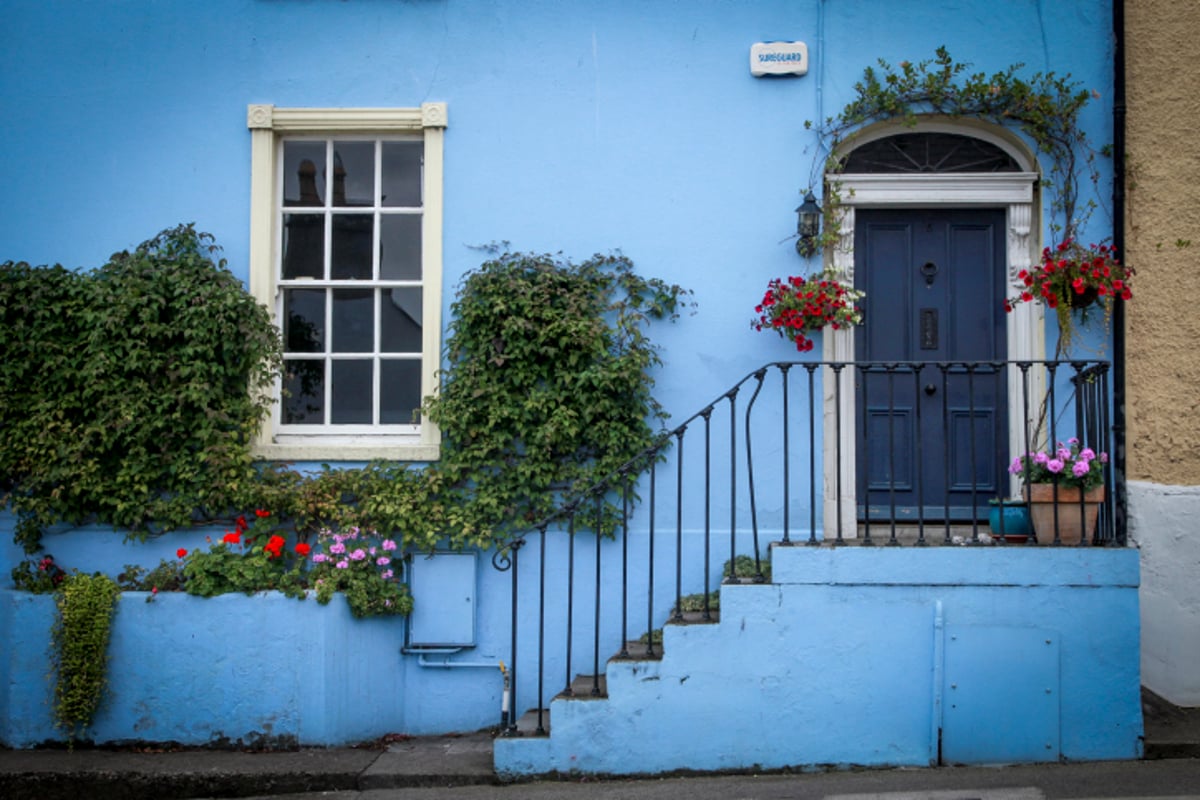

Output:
xmin=0 ymin=225 xmax=281 ymax=554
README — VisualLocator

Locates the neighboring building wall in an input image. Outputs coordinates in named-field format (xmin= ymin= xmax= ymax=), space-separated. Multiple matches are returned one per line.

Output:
xmin=1125 ymin=0 xmax=1200 ymax=706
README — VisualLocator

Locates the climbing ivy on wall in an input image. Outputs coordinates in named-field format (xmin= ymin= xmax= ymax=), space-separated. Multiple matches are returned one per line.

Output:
xmin=426 ymin=250 xmax=691 ymax=547
xmin=804 ymin=47 xmax=1102 ymax=253
xmin=2 ymin=230 xmax=690 ymax=557
xmin=0 ymin=225 xmax=281 ymax=553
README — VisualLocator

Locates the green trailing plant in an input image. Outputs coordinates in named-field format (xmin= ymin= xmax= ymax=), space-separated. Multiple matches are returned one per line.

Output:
xmin=4 ymin=233 xmax=689 ymax=613
xmin=52 ymin=572 xmax=120 ymax=740
xmin=0 ymin=224 xmax=282 ymax=553
xmin=803 ymin=47 xmax=1102 ymax=257
xmin=421 ymin=250 xmax=692 ymax=548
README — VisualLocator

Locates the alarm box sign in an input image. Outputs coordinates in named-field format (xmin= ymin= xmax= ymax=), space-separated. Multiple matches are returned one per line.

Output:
xmin=750 ymin=41 xmax=808 ymax=76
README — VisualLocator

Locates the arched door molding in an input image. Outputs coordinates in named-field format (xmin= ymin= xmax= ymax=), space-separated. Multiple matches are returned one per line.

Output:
xmin=821 ymin=119 xmax=1046 ymax=538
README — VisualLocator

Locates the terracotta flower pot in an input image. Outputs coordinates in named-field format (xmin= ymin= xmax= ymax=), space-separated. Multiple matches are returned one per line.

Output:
xmin=1027 ymin=483 xmax=1104 ymax=545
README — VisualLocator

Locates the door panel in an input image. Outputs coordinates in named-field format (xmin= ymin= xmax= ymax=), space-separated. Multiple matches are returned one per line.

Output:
xmin=855 ymin=209 xmax=1007 ymax=521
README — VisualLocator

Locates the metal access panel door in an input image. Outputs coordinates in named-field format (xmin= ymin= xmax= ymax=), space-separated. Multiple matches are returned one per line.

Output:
xmin=941 ymin=625 xmax=1060 ymax=764
xmin=408 ymin=552 xmax=477 ymax=647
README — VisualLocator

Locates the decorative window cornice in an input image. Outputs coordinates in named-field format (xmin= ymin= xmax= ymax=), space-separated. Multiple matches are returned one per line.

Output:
xmin=247 ymin=103 xmax=448 ymax=132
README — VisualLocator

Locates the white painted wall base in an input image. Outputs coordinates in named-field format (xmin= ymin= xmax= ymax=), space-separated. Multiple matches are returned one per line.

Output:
xmin=1130 ymin=479 xmax=1200 ymax=707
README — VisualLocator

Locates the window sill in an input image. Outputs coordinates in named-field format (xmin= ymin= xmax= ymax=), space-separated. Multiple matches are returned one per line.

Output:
xmin=252 ymin=440 xmax=440 ymax=463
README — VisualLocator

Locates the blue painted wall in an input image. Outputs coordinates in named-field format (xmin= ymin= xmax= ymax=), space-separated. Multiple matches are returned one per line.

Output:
xmin=1 ymin=0 xmax=1126 ymax=756
xmin=1 ymin=0 xmax=1116 ymax=406
xmin=496 ymin=546 xmax=1143 ymax=775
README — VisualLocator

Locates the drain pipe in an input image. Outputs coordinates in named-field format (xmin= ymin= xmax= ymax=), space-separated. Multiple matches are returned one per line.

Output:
xmin=1112 ymin=0 xmax=1128 ymax=544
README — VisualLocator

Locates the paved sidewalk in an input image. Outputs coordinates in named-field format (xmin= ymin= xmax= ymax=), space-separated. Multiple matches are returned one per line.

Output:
xmin=0 ymin=690 xmax=1196 ymax=800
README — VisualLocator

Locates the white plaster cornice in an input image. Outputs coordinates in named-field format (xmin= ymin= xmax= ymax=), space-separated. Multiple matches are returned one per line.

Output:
xmin=826 ymin=173 xmax=1038 ymax=206
xmin=247 ymin=103 xmax=448 ymax=132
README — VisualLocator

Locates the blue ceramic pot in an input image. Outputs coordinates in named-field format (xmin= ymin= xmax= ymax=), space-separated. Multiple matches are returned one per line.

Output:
xmin=988 ymin=501 xmax=1032 ymax=542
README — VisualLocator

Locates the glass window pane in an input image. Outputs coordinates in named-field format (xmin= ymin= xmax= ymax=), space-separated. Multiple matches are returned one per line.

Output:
xmin=283 ymin=359 xmax=325 ymax=424
xmin=332 ymin=360 xmax=373 ymax=424
xmin=283 ymin=141 xmax=325 ymax=206
xmin=281 ymin=214 xmax=325 ymax=279
xmin=381 ymin=359 xmax=422 ymax=424
xmin=332 ymin=141 xmax=375 ymax=207
xmin=332 ymin=288 xmax=374 ymax=353
xmin=381 ymin=287 xmax=422 ymax=353
xmin=379 ymin=214 xmax=422 ymax=280
xmin=381 ymin=141 xmax=422 ymax=207
xmin=284 ymin=288 xmax=325 ymax=353
xmin=331 ymin=214 xmax=374 ymax=279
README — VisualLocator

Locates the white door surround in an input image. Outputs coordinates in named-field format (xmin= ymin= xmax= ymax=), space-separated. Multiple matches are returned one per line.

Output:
xmin=820 ymin=122 xmax=1046 ymax=538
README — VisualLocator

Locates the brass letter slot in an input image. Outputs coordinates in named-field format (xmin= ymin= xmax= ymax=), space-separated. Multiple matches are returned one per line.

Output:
xmin=920 ymin=308 xmax=938 ymax=350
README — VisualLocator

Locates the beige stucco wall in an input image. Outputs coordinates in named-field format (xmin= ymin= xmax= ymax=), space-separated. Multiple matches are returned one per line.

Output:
xmin=1125 ymin=0 xmax=1200 ymax=485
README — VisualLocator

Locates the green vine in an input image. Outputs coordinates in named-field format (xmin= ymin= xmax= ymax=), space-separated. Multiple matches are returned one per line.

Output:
xmin=0 ymin=224 xmax=281 ymax=552
xmin=52 ymin=572 xmax=120 ymax=741
xmin=3 ymin=233 xmax=689 ymax=564
xmin=803 ymin=47 xmax=1101 ymax=255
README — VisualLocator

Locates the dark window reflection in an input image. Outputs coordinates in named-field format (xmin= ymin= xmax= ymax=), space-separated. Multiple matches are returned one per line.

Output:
xmin=380 ymin=214 xmax=421 ymax=280
xmin=381 ymin=288 xmax=422 ymax=353
xmin=284 ymin=288 xmax=325 ymax=353
xmin=283 ymin=142 xmax=326 ymax=206
xmin=332 ymin=360 xmax=373 ymax=424
xmin=332 ymin=141 xmax=375 ymax=206
xmin=282 ymin=214 xmax=325 ymax=279
xmin=331 ymin=214 xmax=373 ymax=279
xmin=381 ymin=141 xmax=422 ymax=207
xmin=381 ymin=359 xmax=422 ymax=424
xmin=283 ymin=359 xmax=325 ymax=424
xmin=332 ymin=289 xmax=373 ymax=353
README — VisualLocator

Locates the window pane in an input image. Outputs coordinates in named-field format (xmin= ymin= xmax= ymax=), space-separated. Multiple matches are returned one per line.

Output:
xmin=283 ymin=359 xmax=325 ymax=424
xmin=281 ymin=214 xmax=325 ymax=279
xmin=284 ymin=288 xmax=325 ymax=353
xmin=379 ymin=214 xmax=421 ymax=280
xmin=332 ymin=141 xmax=375 ymax=206
xmin=381 ymin=359 xmax=422 ymax=424
xmin=283 ymin=142 xmax=325 ymax=206
xmin=331 ymin=214 xmax=373 ymax=279
xmin=381 ymin=287 xmax=422 ymax=353
xmin=332 ymin=360 xmax=373 ymax=424
xmin=381 ymin=141 xmax=422 ymax=207
xmin=332 ymin=288 xmax=374 ymax=353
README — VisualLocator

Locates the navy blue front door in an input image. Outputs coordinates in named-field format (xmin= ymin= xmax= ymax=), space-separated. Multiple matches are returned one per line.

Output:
xmin=854 ymin=208 xmax=1008 ymax=522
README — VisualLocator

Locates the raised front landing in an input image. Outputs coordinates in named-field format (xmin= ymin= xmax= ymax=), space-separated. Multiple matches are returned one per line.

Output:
xmin=494 ymin=546 xmax=1143 ymax=777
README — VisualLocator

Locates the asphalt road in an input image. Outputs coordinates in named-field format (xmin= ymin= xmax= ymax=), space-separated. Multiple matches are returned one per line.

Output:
xmin=218 ymin=758 xmax=1200 ymax=800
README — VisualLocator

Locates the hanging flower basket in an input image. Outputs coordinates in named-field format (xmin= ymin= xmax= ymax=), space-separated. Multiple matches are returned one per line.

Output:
xmin=1004 ymin=239 xmax=1133 ymax=347
xmin=752 ymin=271 xmax=864 ymax=352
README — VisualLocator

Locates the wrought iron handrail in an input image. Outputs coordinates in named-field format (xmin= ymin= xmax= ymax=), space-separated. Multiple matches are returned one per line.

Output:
xmin=493 ymin=358 xmax=1118 ymax=736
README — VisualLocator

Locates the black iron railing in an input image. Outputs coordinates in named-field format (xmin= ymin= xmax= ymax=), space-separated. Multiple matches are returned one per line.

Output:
xmin=493 ymin=359 xmax=1119 ymax=735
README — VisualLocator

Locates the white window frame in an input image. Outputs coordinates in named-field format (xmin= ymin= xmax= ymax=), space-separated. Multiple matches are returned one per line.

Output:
xmin=248 ymin=103 xmax=447 ymax=461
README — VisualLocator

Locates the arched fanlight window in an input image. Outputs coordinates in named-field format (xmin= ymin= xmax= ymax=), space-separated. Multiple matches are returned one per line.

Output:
xmin=842 ymin=132 xmax=1022 ymax=173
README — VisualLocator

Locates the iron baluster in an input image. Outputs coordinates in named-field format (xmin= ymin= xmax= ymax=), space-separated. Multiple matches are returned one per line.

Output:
xmin=726 ymin=388 xmax=739 ymax=583
xmin=564 ymin=513 xmax=575 ymax=695
xmin=781 ymin=363 xmax=792 ymax=545
xmin=913 ymin=364 xmax=928 ymax=546
xmin=673 ymin=428 xmax=685 ymax=622
xmin=646 ymin=460 xmax=657 ymax=657
xmin=939 ymin=363 xmax=953 ymax=545
xmin=702 ymin=408 xmax=714 ymax=620
xmin=536 ymin=526 xmax=547 ymax=734
xmin=832 ymin=363 xmax=846 ymax=545
xmin=806 ymin=363 xmax=819 ymax=546
xmin=744 ymin=369 xmax=767 ymax=580
xmin=592 ymin=492 xmax=602 ymax=695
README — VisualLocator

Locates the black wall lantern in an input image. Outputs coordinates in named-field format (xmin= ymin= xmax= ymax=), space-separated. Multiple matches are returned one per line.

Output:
xmin=795 ymin=191 xmax=822 ymax=257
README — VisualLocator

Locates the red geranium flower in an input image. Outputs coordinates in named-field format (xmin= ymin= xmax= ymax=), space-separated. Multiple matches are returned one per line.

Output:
xmin=295 ymin=543 xmax=312 ymax=557
xmin=223 ymin=531 xmax=241 ymax=545
xmin=176 ymin=548 xmax=188 ymax=559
